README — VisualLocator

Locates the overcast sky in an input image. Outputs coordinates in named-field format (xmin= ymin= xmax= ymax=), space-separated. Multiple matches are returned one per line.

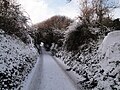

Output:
xmin=18 ymin=0 xmax=120 ymax=24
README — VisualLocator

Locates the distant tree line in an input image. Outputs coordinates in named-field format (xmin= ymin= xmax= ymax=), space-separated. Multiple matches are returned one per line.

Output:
xmin=34 ymin=15 xmax=73 ymax=51
xmin=36 ymin=15 xmax=73 ymax=30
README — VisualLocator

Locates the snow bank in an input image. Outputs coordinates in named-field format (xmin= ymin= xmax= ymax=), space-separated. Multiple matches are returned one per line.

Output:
xmin=95 ymin=31 xmax=120 ymax=90
xmin=0 ymin=29 xmax=39 ymax=89
xmin=99 ymin=31 xmax=120 ymax=55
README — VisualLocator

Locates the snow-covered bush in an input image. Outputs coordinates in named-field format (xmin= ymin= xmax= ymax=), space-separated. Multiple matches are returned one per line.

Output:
xmin=91 ymin=31 xmax=120 ymax=90
xmin=75 ymin=31 xmax=120 ymax=90
xmin=56 ymin=30 xmax=120 ymax=90
xmin=0 ymin=30 xmax=38 ymax=89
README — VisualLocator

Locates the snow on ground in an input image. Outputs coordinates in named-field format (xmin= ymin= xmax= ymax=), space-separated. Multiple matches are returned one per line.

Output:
xmin=39 ymin=48 xmax=78 ymax=90
xmin=0 ymin=29 xmax=39 ymax=89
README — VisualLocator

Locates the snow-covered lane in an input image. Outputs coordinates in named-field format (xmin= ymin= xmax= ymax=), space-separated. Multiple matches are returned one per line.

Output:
xmin=39 ymin=50 xmax=78 ymax=90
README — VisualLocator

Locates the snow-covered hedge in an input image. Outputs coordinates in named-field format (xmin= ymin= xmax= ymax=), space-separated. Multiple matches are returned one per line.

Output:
xmin=55 ymin=30 xmax=120 ymax=90
xmin=93 ymin=31 xmax=120 ymax=90
xmin=0 ymin=30 xmax=38 ymax=89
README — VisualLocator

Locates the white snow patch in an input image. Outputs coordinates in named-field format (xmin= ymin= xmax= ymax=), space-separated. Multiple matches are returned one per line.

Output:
xmin=0 ymin=29 xmax=39 ymax=89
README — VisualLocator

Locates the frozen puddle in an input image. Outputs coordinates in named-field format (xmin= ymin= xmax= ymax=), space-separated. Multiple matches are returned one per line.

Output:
xmin=39 ymin=50 xmax=78 ymax=90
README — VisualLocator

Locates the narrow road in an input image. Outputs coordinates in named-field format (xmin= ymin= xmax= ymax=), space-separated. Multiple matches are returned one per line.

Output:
xmin=39 ymin=48 xmax=78 ymax=90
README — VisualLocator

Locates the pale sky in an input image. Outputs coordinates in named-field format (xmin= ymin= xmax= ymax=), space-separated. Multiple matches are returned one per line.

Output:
xmin=18 ymin=0 xmax=120 ymax=24
xmin=18 ymin=0 xmax=79 ymax=24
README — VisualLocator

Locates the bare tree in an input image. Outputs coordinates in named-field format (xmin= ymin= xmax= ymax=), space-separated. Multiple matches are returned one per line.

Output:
xmin=79 ymin=0 xmax=94 ymax=24
xmin=92 ymin=0 xmax=119 ymax=23
xmin=68 ymin=0 xmax=119 ymax=24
